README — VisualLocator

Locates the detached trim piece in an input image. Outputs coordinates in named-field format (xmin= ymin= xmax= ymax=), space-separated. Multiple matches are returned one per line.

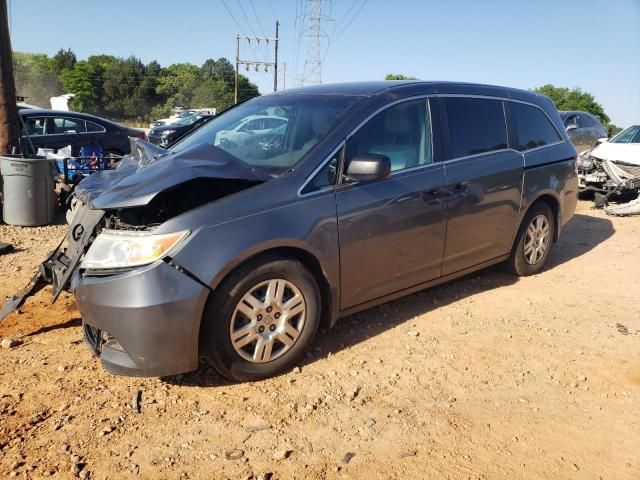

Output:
xmin=0 ymin=270 xmax=48 ymax=322
xmin=0 ymin=235 xmax=65 ymax=322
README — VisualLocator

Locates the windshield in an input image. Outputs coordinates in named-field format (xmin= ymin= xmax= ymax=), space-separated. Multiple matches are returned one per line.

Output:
xmin=174 ymin=114 xmax=202 ymax=126
xmin=169 ymin=94 xmax=361 ymax=174
xmin=610 ymin=125 xmax=640 ymax=144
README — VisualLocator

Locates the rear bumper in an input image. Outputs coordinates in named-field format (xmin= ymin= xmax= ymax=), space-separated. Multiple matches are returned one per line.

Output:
xmin=74 ymin=260 xmax=209 ymax=377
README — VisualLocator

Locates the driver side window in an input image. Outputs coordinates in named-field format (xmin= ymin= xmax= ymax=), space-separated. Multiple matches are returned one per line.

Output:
xmin=345 ymin=99 xmax=432 ymax=174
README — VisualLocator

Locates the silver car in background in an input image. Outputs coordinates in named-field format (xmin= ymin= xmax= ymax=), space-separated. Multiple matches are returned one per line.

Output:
xmin=561 ymin=110 xmax=608 ymax=153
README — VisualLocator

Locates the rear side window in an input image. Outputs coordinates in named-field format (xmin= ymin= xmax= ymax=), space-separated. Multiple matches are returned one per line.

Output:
xmin=50 ymin=117 xmax=86 ymax=134
xmin=86 ymin=121 xmax=105 ymax=133
xmin=510 ymin=102 xmax=562 ymax=151
xmin=444 ymin=98 xmax=507 ymax=158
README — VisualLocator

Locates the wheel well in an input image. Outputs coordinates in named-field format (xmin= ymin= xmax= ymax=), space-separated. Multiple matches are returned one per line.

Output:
xmin=218 ymin=247 xmax=335 ymax=331
xmin=529 ymin=194 xmax=560 ymax=242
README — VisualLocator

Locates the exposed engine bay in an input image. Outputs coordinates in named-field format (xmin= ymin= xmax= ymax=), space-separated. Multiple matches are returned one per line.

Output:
xmin=577 ymin=151 xmax=640 ymax=216
xmin=0 ymin=138 xmax=266 ymax=321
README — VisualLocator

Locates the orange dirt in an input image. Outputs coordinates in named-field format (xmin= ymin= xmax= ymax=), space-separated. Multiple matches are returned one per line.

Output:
xmin=1 ymin=201 xmax=639 ymax=479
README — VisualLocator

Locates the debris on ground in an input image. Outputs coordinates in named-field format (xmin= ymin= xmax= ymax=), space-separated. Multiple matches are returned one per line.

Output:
xmin=1 ymin=337 xmax=20 ymax=349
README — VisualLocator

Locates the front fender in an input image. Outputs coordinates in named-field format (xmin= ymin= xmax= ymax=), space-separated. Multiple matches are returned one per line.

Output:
xmin=168 ymin=189 xmax=340 ymax=313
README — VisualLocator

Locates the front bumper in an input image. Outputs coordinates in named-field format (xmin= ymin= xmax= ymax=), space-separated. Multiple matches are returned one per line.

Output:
xmin=74 ymin=259 xmax=209 ymax=377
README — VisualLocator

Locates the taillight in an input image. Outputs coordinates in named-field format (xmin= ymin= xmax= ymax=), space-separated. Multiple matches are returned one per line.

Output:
xmin=134 ymin=132 xmax=148 ymax=141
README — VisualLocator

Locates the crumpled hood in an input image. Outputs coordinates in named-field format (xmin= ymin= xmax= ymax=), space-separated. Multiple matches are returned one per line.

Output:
xmin=591 ymin=142 xmax=640 ymax=166
xmin=75 ymin=138 xmax=271 ymax=209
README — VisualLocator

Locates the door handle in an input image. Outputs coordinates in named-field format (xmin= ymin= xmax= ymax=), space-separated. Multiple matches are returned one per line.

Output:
xmin=421 ymin=188 xmax=448 ymax=204
xmin=449 ymin=183 xmax=469 ymax=194
xmin=445 ymin=183 xmax=469 ymax=200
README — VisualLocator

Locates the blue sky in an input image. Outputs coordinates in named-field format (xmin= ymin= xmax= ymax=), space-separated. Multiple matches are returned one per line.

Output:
xmin=8 ymin=0 xmax=640 ymax=126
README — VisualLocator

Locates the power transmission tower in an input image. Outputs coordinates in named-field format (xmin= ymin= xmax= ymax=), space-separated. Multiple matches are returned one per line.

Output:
xmin=300 ymin=0 xmax=332 ymax=86
xmin=234 ymin=20 xmax=280 ymax=104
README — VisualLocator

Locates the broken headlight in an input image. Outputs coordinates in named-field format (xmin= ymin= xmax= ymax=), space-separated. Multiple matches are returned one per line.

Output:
xmin=577 ymin=153 xmax=594 ymax=170
xmin=81 ymin=229 xmax=189 ymax=270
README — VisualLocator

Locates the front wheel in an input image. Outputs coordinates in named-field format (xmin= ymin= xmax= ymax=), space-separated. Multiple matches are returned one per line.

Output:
xmin=505 ymin=202 xmax=555 ymax=276
xmin=201 ymin=256 xmax=321 ymax=382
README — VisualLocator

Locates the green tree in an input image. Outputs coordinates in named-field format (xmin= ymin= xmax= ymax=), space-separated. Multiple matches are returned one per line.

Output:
xmin=385 ymin=73 xmax=417 ymax=80
xmin=534 ymin=85 xmax=610 ymax=125
xmin=52 ymin=48 xmax=77 ymax=75
xmin=100 ymin=56 xmax=150 ymax=121
xmin=191 ymin=77 xmax=232 ymax=109
xmin=13 ymin=49 xmax=258 ymax=123
xmin=607 ymin=124 xmax=623 ymax=136
xmin=236 ymin=74 xmax=259 ymax=102
xmin=60 ymin=61 xmax=99 ymax=112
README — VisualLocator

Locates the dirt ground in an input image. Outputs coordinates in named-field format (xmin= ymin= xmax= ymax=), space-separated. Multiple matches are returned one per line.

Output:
xmin=0 ymin=200 xmax=638 ymax=480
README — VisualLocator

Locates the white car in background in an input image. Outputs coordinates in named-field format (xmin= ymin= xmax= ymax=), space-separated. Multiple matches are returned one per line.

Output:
xmin=590 ymin=125 xmax=640 ymax=166
xmin=150 ymin=108 xmax=216 ymax=129
xmin=578 ymin=124 xmax=640 ymax=195
xmin=214 ymin=115 xmax=288 ymax=148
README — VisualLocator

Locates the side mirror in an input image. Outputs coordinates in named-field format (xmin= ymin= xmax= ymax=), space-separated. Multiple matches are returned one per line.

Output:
xmin=346 ymin=153 xmax=391 ymax=183
xmin=565 ymin=124 xmax=578 ymax=132
xmin=596 ymin=137 xmax=608 ymax=145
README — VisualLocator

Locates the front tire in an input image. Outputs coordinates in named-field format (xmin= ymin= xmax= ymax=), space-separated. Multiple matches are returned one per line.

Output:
xmin=201 ymin=256 xmax=321 ymax=382
xmin=505 ymin=202 xmax=555 ymax=276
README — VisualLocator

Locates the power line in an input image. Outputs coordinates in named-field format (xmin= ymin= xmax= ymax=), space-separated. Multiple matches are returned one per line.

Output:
xmin=220 ymin=0 xmax=246 ymax=36
xmin=334 ymin=0 xmax=358 ymax=31
xmin=248 ymin=0 xmax=266 ymax=36
xmin=236 ymin=0 xmax=258 ymax=37
xmin=220 ymin=0 xmax=259 ymax=58
xmin=333 ymin=0 xmax=367 ymax=43
xmin=268 ymin=0 xmax=277 ymax=23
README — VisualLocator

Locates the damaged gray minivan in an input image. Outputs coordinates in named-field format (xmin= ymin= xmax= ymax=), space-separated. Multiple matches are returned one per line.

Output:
xmin=5 ymin=81 xmax=578 ymax=381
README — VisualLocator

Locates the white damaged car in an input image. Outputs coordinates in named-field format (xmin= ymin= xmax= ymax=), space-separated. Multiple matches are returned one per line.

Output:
xmin=578 ymin=125 xmax=640 ymax=215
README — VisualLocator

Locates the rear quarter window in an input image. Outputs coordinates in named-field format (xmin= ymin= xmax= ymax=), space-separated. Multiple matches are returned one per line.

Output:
xmin=86 ymin=121 xmax=106 ymax=133
xmin=510 ymin=102 xmax=562 ymax=151
xmin=443 ymin=97 xmax=508 ymax=158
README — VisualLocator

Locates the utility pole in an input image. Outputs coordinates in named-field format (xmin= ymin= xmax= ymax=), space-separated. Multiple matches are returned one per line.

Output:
xmin=234 ymin=34 xmax=240 ymax=105
xmin=0 ymin=0 xmax=19 ymax=154
xmin=282 ymin=62 xmax=286 ymax=90
xmin=273 ymin=20 xmax=279 ymax=92
xmin=234 ymin=20 xmax=280 ymax=104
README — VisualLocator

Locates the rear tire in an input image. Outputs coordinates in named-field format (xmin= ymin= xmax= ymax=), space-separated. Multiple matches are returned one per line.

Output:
xmin=505 ymin=201 xmax=555 ymax=276
xmin=201 ymin=255 xmax=321 ymax=382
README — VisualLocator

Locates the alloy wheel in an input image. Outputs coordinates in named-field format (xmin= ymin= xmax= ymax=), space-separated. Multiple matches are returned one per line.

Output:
xmin=230 ymin=279 xmax=306 ymax=363
xmin=523 ymin=214 xmax=550 ymax=265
